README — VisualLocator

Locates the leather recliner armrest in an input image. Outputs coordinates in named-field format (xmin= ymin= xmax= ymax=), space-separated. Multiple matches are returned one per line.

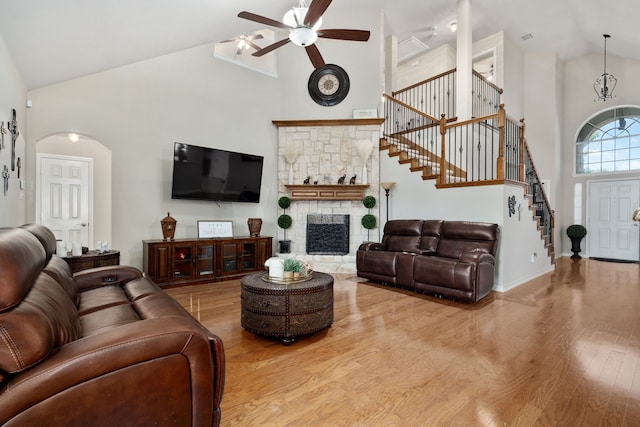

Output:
xmin=73 ymin=265 xmax=143 ymax=290
xmin=458 ymin=250 xmax=495 ymax=265
xmin=358 ymin=242 xmax=383 ymax=251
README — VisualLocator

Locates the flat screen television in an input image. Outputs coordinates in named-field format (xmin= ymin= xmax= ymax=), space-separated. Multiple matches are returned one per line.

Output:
xmin=171 ymin=142 xmax=264 ymax=203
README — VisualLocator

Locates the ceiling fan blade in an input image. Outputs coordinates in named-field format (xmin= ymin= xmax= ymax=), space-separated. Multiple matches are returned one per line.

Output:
xmin=246 ymin=40 xmax=263 ymax=51
xmin=318 ymin=29 xmax=370 ymax=42
xmin=219 ymin=38 xmax=239 ymax=44
xmin=252 ymin=38 xmax=291 ymax=57
xmin=304 ymin=0 xmax=332 ymax=27
xmin=238 ymin=11 xmax=292 ymax=30
xmin=305 ymin=44 xmax=325 ymax=69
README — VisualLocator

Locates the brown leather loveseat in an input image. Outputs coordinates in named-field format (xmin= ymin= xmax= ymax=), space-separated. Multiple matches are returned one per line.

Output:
xmin=356 ymin=220 xmax=499 ymax=302
xmin=0 ymin=224 xmax=225 ymax=426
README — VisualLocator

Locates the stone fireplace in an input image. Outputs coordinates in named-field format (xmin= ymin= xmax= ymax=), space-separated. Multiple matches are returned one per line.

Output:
xmin=274 ymin=119 xmax=384 ymax=273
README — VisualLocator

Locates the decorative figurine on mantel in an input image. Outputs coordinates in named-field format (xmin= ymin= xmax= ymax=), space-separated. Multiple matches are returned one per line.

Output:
xmin=337 ymin=174 xmax=346 ymax=184
xmin=161 ymin=212 xmax=177 ymax=241
xmin=303 ymin=176 xmax=311 ymax=184
xmin=349 ymin=175 xmax=357 ymax=184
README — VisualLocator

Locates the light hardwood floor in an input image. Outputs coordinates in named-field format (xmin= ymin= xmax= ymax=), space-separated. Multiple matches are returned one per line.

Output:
xmin=166 ymin=257 xmax=640 ymax=426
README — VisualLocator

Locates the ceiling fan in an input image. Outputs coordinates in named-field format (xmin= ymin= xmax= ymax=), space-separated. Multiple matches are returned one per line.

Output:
xmin=219 ymin=33 xmax=264 ymax=56
xmin=237 ymin=0 xmax=370 ymax=68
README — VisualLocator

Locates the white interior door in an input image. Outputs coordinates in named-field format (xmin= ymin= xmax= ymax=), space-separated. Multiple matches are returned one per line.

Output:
xmin=587 ymin=179 xmax=640 ymax=261
xmin=37 ymin=154 xmax=92 ymax=249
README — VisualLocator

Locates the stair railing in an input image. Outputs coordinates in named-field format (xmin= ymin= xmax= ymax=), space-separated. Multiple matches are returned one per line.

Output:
xmin=392 ymin=68 xmax=503 ymax=120
xmin=521 ymin=122 xmax=555 ymax=249
xmin=472 ymin=69 xmax=503 ymax=118
xmin=392 ymin=69 xmax=457 ymax=120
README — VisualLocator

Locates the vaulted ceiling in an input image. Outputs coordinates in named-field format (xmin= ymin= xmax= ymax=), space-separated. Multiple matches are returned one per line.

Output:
xmin=0 ymin=0 xmax=638 ymax=90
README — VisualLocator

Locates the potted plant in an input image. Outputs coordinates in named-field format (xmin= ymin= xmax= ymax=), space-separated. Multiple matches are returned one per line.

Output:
xmin=278 ymin=196 xmax=292 ymax=253
xmin=362 ymin=196 xmax=377 ymax=241
xmin=282 ymin=257 xmax=300 ymax=279
xmin=566 ymin=224 xmax=587 ymax=259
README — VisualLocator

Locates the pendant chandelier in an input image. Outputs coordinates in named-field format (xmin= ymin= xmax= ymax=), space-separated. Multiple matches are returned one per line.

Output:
xmin=593 ymin=34 xmax=616 ymax=102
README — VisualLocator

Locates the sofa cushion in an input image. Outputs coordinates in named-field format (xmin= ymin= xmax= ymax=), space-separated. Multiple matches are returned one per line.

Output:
xmin=0 ymin=273 xmax=81 ymax=373
xmin=80 ymin=304 xmax=141 ymax=337
xmin=418 ymin=220 xmax=443 ymax=254
xmin=20 ymin=224 xmax=57 ymax=263
xmin=436 ymin=221 xmax=499 ymax=259
xmin=78 ymin=286 xmax=130 ymax=315
xmin=382 ymin=220 xmax=423 ymax=252
xmin=43 ymin=256 xmax=80 ymax=306
xmin=0 ymin=228 xmax=46 ymax=311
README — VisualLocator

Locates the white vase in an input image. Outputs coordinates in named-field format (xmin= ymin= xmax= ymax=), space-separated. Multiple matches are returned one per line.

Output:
xmin=362 ymin=164 xmax=368 ymax=184
xmin=288 ymin=164 xmax=294 ymax=185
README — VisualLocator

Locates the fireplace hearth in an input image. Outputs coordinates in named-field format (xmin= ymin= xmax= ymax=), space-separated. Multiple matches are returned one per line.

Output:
xmin=306 ymin=214 xmax=350 ymax=255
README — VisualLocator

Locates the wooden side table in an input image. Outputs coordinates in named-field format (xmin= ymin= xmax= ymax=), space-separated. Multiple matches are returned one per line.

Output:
xmin=61 ymin=250 xmax=120 ymax=274
xmin=241 ymin=271 xmax=334 ymax=344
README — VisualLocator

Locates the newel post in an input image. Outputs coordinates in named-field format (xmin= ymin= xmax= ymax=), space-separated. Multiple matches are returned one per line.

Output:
xmin=496 ymin=104 xmax=506 ymax=180
xmin=439 ymin=113 xmax=447 ymax=184
xmin=519 ymin=118 xmax=526 ymax=183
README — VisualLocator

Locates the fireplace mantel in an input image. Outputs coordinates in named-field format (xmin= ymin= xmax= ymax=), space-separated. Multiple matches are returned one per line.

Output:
xmin=273 ymin=118 xmax=384 ymax=128
xmin=285 ymin=184 xmax=369 ymax=201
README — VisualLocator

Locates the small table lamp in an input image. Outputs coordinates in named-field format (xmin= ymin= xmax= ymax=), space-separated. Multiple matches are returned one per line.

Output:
xmin=380 ymin=182 xmax=396 ymax=223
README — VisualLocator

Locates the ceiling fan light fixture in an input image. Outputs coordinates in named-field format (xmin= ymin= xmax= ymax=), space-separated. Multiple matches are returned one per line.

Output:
xmin=283 ymin=7 xmax=322 ymax=30
xmin=289 ymin=27 xmax=318 ymax=46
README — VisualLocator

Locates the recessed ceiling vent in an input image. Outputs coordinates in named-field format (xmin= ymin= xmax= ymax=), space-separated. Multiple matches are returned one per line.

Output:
xmin=398 ymin=36 xmax=429 ymax=63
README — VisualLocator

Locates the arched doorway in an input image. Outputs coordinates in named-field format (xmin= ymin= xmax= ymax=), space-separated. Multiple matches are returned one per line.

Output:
xmin=36 ymin=133 xmax=112 ymax=250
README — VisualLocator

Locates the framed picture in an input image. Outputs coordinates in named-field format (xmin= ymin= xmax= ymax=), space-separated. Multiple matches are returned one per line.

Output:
xmin=197 ymin=220 xmax=233 ymax=238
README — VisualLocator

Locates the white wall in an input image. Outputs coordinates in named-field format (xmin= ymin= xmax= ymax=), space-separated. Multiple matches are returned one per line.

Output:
xmin=0 ymin=33 xmax=27 ymax=226
xmin=396 ymin=44 xmax=456 ymax=90
xmin=502 ymin=32 xmax=524 ymax=119
xmin=560 ymin=53 xmax=640 ymax=256
xmin=25 ymin=8 xmax=382 ymax=269
xmin=523 ymin=52 xmax=564 ymax=251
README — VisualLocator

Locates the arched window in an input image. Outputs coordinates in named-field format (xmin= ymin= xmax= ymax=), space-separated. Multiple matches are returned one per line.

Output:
xmin=576 ymin=106 xmax=640 ymax=174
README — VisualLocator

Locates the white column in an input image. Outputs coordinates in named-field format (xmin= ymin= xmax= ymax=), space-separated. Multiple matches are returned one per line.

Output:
xmin=455 ymin=0 xmax=473 ymax=120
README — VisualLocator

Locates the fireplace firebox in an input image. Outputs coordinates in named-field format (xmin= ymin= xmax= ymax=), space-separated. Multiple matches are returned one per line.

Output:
xmin=306 ymin=214 xmax=350 ymax=255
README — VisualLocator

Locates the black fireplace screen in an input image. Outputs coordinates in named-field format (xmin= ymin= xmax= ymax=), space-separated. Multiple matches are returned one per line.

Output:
xmin=306 ymin=214 xmax=350 ymax=255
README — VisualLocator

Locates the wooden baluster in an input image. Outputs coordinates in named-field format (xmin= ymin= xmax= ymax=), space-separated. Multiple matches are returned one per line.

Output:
xmin=496 ymin=104 xmax=506 ymax=180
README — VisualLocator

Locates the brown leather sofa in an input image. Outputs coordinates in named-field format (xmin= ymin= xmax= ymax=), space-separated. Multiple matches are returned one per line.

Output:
xmin=356 ymin=220 xmax=499 ymax=302
xmin=0 ymin=224 xmax=225 ymax=426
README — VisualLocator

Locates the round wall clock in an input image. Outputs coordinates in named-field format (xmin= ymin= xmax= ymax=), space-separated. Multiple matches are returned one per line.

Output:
xmin=308 ymin=64 xmax=350 ymax=106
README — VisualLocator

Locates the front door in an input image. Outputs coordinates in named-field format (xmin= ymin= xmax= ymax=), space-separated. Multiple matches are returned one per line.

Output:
xmin=37 ymin=154 xmax=92 ymax=249
xmin=587 ymin=179 xmax=640 ymax=261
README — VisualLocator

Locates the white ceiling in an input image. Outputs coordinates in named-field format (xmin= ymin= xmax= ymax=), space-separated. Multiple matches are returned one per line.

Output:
xmin=0 ymin=0 xmax=638 ymax=90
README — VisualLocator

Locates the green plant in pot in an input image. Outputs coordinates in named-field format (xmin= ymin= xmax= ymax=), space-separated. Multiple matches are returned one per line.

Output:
xmin=362 ymin=196 xmax=377 ymax=241
xmin=282 ymin=257 xmax=300 ymax=279
xmin=278 ymin=196 xmax=292 ymax=254
xmin=566 ymin=224 xmax=587 ymax=259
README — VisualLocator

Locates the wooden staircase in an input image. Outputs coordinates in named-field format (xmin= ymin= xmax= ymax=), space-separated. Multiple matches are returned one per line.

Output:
xmin=382 ymin=72 xmax=555 ymax=262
